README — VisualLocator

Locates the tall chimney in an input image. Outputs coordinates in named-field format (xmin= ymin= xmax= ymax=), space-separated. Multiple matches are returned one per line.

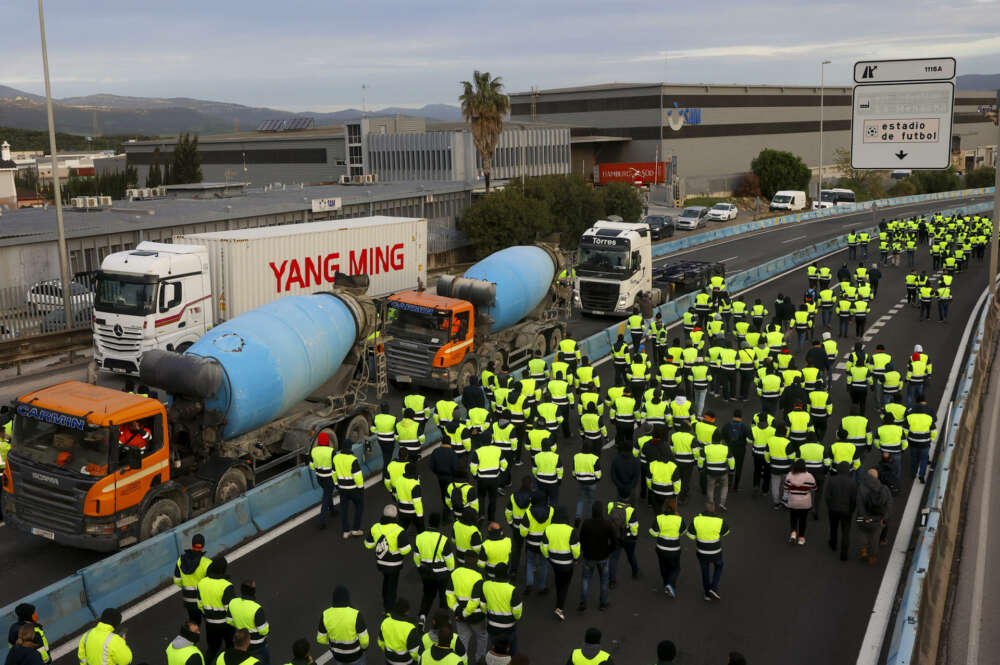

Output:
xmin=1 ymin=141 xmax=10 ymax=161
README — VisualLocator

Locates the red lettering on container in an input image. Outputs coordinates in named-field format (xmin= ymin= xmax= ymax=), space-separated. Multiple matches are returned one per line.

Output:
xmin=350 ymin=249 xmax=368 ymax=274
xmin=373 ymin=246 xmax=389 ymax=274
xmin=323 ymin=253 xmax=340 ymax=282
xmin=285 ymin=260 xmax=305 ymax=290
xmin=390 ymin=243 xmax=404 ymax=270
xmin=269 ymin=260 xmax=288 ymax=293
xmin=303 ymin=256 xmax=322 ymax=287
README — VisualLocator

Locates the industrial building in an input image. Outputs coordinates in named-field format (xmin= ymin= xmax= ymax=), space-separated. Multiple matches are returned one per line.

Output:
xmin=509 ymin=82 xmax=998 ymax=196
xmin=124 ymin=116 xmax=571 ymax=187
xmin=0 ymin=180 xmax=473 ymax=289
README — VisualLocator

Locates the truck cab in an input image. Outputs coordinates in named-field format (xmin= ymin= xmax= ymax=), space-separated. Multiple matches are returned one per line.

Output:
xmin=2 ymin=382 xmax=172 ymax=550
xmin=575 ymin=220 xmax=654 ymax=315
xmin=93 ymin=242 xmax=211 ymax=375
xmin=383 ymin=292 xmax=476 ymax=391
xmin=812 ymin=188 xmax=856 ymax=210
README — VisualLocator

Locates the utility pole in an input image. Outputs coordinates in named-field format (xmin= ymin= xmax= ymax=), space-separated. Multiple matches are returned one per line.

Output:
xmin=990 ymin=93 xmax=999 ymax=300
xmin=818 ymin=60 xmax=831 ymax=200
xmin=38 ymin=0 xmax=73 ymax=331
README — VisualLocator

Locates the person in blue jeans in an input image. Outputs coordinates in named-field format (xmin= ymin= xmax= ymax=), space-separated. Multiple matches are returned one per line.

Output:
xmin=577 ymin=502 xmax=616 ymax=611
xmin=686 ymin=502 xmax=730 ymax=601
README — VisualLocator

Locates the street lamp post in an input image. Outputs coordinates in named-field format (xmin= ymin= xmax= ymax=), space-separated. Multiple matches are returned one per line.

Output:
xmin=37 ymin=0 xmax=74 ymax=331
xmin=818 ymin=60 xmax=832 ymax=202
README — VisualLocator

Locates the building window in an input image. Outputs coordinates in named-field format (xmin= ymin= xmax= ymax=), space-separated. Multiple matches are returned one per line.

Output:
xmin=346 ymin=124 xmax=362 ymax=144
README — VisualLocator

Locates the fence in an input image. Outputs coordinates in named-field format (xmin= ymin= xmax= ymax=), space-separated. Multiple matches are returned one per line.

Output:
xmin=0 ymin=273 xmax=96 ymax=341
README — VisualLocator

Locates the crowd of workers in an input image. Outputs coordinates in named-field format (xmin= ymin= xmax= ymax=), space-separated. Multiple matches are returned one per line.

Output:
xmin=6 ymin=211 xmax=989 ymax=665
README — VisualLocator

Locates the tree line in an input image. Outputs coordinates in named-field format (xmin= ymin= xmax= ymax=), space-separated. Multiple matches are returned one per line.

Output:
xmin=0 ymin=126 xmax=151 ymax=153
xmin=458 ymin=175 xmax=644 ymax=258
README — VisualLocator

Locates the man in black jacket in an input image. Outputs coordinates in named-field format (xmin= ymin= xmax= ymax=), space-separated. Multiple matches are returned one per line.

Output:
xmin=462 ymin=376 xmax=488 ymax=411
xmin=611 ymin=442 xmax=640 ymax=502
xmin=824 ymin=462 xmax=858 ymax=561
xmin=722 ymin=410 xmax=752 ymax=492
xmin=429 ymin=438 xmax=459 ymax=521
xmin=578 ymin=503 xmax=616 ymax=612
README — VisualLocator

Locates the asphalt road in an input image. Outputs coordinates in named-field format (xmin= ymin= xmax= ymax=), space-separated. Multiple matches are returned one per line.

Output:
xmin=35 ymin=204 xmax=995 ymax=665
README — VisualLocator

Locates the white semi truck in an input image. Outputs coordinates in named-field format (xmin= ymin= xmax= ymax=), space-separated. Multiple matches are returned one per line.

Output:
xmin=574 ymin=219 xmax=724 ymax=316
xmin=92 ymin=216 xmax=427 ymax=375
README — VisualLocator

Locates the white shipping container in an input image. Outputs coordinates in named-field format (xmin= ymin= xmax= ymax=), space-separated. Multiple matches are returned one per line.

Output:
xmin=174 ymin=216 xmax=427 ymax=322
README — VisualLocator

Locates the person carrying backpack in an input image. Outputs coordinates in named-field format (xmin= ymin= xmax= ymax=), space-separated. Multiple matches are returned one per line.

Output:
xmin=856 ymin=468 xmax=892 ymax=564
xmin=606 ymin=491 xmax=640 ymax=589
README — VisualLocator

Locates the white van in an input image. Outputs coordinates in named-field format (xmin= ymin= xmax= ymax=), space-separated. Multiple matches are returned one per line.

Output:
xmin=769 ymin=190 xmax=807 ymax=212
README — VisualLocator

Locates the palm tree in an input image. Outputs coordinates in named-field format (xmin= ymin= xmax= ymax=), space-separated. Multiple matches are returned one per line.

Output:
xmin=459 ymin=71 xmax=510 ymax=192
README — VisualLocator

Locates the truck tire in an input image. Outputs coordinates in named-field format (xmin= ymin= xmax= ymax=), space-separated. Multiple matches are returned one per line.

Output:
xmin=456 ymin=359 xmax=477 ymax=394
xmin=532 ymin=333 xmax=547 ymax=357
xmin=340 ymin=414 xmax=370 ymax=446
xmin=546 ymin=328 xmax=563 ymax=354
xmin=214 ymin=467 xmax=248 ymax=504
xmin=176 ymin=341 xmax=193 ymax=354
xmin=139 ymin=498 xmax=182 ymax=540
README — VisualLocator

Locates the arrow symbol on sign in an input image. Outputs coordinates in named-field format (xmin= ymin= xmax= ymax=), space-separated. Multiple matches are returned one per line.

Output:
xmin=895 ymin=150 xmax=908 ymax=160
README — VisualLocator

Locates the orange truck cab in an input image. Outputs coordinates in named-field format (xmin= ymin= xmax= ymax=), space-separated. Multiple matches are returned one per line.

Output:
xmin=384 ymin=291 xmax=478 ymax=391
xmin=2 ymin=381 xmax=176 ymax=551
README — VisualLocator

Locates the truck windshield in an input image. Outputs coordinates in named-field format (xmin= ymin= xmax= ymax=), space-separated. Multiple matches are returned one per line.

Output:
xmin=94 ymin=274 xmax=157 ymax=316
xmin=576 ymin=246 xmax=629 ymax=275
xmin=820 ymin=191 xmax=837 ymax=202
xmin=13 ymin=415 xmax=111 ymax=477
xmin=386 ymin=303 xmax=453 ymax=343
xmin=772 ymin=195 xmax=791 ymax=204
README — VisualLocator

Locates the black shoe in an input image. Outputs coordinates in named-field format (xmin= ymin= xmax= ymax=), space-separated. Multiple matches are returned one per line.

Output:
xmin=709 ymin=590 xmax=721 ymax=600
xmin=524 ymin=585 xmax=533 ymax=597
xmin=609 ymin=581 xmax=617 ymax=590
xmin=577 ymin=602 xmax=586 ymax=612
xmin=538 ymin=586 xmax=550 ymax=596
xmin=828 ymin=540 xmax=837 ymax=551
xmin=599 ymin=602 xmax=610 ymax=611
xmin=318 ymin=523 xmax=327 ymax=531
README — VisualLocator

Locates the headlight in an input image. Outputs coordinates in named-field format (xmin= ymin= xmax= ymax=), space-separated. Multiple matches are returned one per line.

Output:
xmin=616 ymin=296 xmax=629 ymax=307
xmin=85 ymin=520 xmax=115 ymax=535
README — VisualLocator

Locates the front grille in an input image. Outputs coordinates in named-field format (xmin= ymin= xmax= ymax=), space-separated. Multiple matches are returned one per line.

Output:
xmin=95 ymin=324 xmax=142 ymax=354
xmin=385 ymin=341 xmax=437 ymax=379
xmin=579 ymin=281 xmax=619 ymax=311
xmin=12 ymin=468 xmax=88 ymax=533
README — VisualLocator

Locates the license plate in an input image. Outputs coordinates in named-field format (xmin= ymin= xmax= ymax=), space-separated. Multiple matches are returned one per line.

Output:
xmin=31 ymin=527 xmax=55 ymax=540
xmin=396 ymin=376 xmax=412 ymax=383
xmin=112 ymin=367 xmax=125 ymax=374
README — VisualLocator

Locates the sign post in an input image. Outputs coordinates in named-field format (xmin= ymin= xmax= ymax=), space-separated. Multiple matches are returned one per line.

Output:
xmin=850 ymin=58 xmax=955 ymax=170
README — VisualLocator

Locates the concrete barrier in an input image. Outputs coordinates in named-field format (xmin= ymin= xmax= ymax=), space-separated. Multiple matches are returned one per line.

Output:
xmin=0 ymin=575 xmax=93 ymax=663
xmin=80 ymin=530 xmax=179 ymax=620
xmin=175 ymin=496 xmax=257 ymax=557
xmin=246 ymin=467 xmax=319 ymax=533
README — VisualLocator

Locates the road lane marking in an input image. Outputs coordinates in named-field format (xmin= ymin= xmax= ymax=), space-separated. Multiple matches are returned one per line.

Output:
xmin=782 ymin=235 xmax=807 ymax=244
xmin=720 ymin=256 xmax=739 ymax=263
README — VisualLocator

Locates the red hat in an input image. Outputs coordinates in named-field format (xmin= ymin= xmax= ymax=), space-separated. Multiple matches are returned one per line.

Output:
xmin=912 ymin=352 xmax=921 ymax=361
xmin=316 ymin=432 xmax=331 ymax=446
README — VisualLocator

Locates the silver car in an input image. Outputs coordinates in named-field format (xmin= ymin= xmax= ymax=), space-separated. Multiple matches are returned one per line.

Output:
xmin=25 ymin=279 xmax=95 ymax=313
xmin=675 ymin=206 xmax=709 ymax=230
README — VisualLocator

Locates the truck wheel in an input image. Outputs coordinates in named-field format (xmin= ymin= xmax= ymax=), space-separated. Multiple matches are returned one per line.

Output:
xmin=532 ymin=333 xmax=547 ymax=357
xmin=456 ymin=359 xmax=477 ymax=393
xmin=214 ymin=467 xmax=248 ymax=504
xmin=341 ymin=414 xmax=370 ymax=446
xmin=546 ymin=328 xmax=563 ymax=355
xmin=139 ymin=498 xmax=182 ymax=540
xmin=176 ymin=341 xmax=193 ymax=354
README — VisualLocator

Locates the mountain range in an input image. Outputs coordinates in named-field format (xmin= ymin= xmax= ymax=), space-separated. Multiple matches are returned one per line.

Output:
xmin=0 ymin=84 xmax=463 ymax=137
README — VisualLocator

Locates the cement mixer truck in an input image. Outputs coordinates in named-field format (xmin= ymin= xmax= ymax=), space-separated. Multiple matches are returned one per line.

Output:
xmin=384 ymin=243 xmax=572 ymax=392
xmin=1 ymin=275 xmax=384 ymax=551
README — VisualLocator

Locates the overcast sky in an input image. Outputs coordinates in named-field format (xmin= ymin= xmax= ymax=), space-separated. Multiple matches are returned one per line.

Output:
xmin=6 ymin=0 xmax=1000 ymax=111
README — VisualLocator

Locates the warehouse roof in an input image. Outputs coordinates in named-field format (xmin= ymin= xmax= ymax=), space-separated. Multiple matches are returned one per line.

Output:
xmin=125 ymin=125 xmax=345 ymax=146
xmin=0 ymin=180 xmax=470 ymax=247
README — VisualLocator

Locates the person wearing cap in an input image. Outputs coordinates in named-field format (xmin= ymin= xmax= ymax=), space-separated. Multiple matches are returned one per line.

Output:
xmin=8 ymin=624 xmax=45 ymax=665
xmin=198 ymin=557 xmax=236 ymax=663
xmin=310 ymin=432 xmax=336 ymax=530
xmin=174 ymin=535 xmax=213 ymax=623
xmin=565 ymin=627 xmax=614 ymax=665
xmin=165 ymin=621 xmax=204 ymax=665
xmin=334 ymin=438 xmax=366 ymax=539
xmin=77 ymin=609 xmax=132 ymax=665
xmin=228 ymin=580 xmax=269 ymax=665
xmin=654 ymin=640 xmax=677 ymax=664
xmin=365 ymin=504 xmax=413 ymax=611
xmin=316 ymin=585 xmax=369 ymax=664
xmin=7 ymin=604 xmax=49 ymax=665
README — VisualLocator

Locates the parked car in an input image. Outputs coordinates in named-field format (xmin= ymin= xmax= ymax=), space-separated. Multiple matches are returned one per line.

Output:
xmin=707 ymin=202 xmax=739 ymax=222
xmin=25 ymin=279 xmax=94 ymax=313
xmin=40 ymin=305 xmax=92 ymax=333
xmin=643 ymin=214 xmax=675 ymax=240
xmin=675 ymin=206 xmax=709 ymax=230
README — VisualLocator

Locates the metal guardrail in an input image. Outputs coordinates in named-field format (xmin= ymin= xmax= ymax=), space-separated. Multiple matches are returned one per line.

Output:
xmin=0 ymin=327 xmax=93 ymax=376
